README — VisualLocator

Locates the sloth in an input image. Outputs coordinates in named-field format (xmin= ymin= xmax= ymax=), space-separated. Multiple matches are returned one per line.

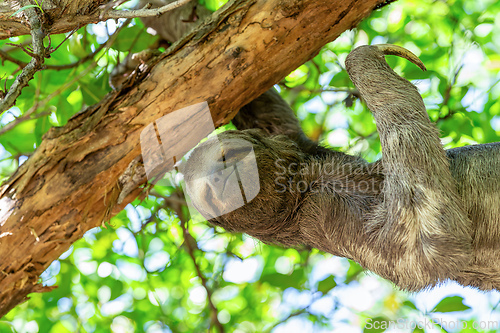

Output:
xmin=183 ymin=44 xmax=500 ymax=292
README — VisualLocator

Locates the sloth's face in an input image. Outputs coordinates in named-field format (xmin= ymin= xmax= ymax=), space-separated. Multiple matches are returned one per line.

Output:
xmin=182 ymin=129 xmax=306 ymax=245
xmin=182 ymin=130 xmax=262 ymax=220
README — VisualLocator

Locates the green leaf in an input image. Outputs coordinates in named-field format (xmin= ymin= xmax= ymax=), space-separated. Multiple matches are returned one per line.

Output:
xmin=34 ymin=115 xmax=51 ymax=146
xmin=113 ymin=26 xmax=145 ymax=52
xmin=68 ymin=34 xmax=88 ymax=58
xmin=260 ymin=268 xmax=306 ymax=290
xmin=345 ymin=261 xmax=364 ymax=284
xmin=79 ymin=73 xmax=110 ymax=104
xmin=431 ymin=296 xmax=470 ymax=313
xmin=402 ymin=300 xmax=417 ymax=310
xmin=0 ymin=119 xmax=37 ymax=154
xmin=317 ymin=276 xmax=336 ymax=294
xmin=329 ymin=70 xmax=350 ymax=87
xmin=56 ymin=95 xmax=78 ymax=126
xmin=0 ymin=322 xmax=15 ymax=333
xmin=49 ymin=322 xmax=72 ymax=333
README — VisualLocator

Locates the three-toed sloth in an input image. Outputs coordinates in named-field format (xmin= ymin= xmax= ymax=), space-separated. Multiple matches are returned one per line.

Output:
xmin=183 ymin=44 xmax=500 ymax=292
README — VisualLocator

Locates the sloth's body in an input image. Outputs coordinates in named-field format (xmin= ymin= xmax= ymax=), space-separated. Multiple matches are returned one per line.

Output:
xmin=184 ymin=45 xmax=500 ymax=291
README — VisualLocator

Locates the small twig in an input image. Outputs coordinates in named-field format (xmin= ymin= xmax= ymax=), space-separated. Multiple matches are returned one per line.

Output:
xmin=0 ymin=19 xmax=130 ymax=136
xmin=436 ymin=64 xmax=463 ymax=124
xmin=171 ymin=191 xmax=225 ymax=333
xmin=0 ymin=1 xmax=47 ymax=114
xmin=48 ymin=27 xmax=79 ymax=55
xmin=0 ymin=111 xmax=51 ymax=137
xmin=32 ymin=70 xmax=42 ymax=110
xmin=44 ymin=41 xmax=107 ymax=70
xmin=22 ymin=41 xmax=108 ymax=71
xmin=132 ymin=205 xmax=162 ymax=237
xmin=5 ymin=42 xmax=36 ymax=57
xmin=310 ymin=111 xmax=327 ymax=142
xmin=0 ymin=77 xmax=50 ymax=136
xmin=309 ymin=88 xmax=360 ymax=99
xmin=2 ymin=38 xmax=33 ymax=54
xmin=0 ymin=67 xmax=93 ymax=136
xmin=0 ymin=49 xmax=26 ymax=67
xmin=0 ymin=28 xmax=82 ymax=69
xmin=136 ymin=231 xmax=179 ymax=331
xmin=1 ymin=76 xmax=7 ymax=98
xmin=99 ymin=0 xmax=132 ymax=19
xmin=265 ymin=295 xmax=322 ymax=333
xmin=442 ymin=64 xmax=463 ymax=107
xmin=103 ymin=0 xmax=192 ymax=19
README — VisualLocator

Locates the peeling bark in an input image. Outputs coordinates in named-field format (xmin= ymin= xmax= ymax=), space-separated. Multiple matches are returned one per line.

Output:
xmin=0 ymin=0 xmax=109 ymax=39
xmin=0 ymin=0 xmax=384 ymax=317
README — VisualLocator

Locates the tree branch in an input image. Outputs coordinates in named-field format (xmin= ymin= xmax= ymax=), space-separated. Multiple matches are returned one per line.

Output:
xmin=0 ymin=20 xmax=128 ymax=137
xmin=0 ymin=1 xmax=47 ymax=114
xmin=172 ymin=191 xmax=225 ymax=333
xmin=0 ymin=50 xmax=26 ymax=67
xmin=0 ymin=0 xmax=201 ymax=40
xmin=104 ymin=0 xmax=193 ymax=19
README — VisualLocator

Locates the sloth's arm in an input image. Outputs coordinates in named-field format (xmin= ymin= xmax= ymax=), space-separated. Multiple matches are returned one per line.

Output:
xmin=232 ymin=88 xmax=302 ymax=136
xmin=345 ymin=45 xmax=473 ymax=290
xmin=233 ymin=89 xmax=331 ymax=156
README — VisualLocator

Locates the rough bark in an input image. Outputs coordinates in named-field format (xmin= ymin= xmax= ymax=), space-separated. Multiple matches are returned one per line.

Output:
xmin=0 ymin=0 xmax=109 ymax=39
xmin=0 ymin=0 xmax=385 ymax=317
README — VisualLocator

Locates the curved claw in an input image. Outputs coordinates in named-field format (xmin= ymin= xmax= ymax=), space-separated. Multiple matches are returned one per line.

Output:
xmin=375 ymin=44 xmax=427 ymax=71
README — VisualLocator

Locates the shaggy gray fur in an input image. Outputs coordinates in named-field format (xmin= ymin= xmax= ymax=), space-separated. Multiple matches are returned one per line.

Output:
xmin=184 ymin=45 xmax=500 ymax=291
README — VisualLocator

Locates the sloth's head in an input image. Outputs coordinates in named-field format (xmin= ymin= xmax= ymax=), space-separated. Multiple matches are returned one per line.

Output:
xmin=182 ymin=129 xmax=306 ymax=245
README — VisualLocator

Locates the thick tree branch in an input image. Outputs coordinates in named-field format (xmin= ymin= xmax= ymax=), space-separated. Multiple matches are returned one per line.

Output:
xmin=0 ymin=0 xmax=385 ymax=317
xmin=104 ymin=0 xmax=193 ymax=19
xmin=0 ymin=0 xmax=198 ymax=40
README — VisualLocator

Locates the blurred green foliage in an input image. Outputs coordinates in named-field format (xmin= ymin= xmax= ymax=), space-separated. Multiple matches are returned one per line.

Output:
xmin=1 ymin=0 xmax=499 ymax=332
